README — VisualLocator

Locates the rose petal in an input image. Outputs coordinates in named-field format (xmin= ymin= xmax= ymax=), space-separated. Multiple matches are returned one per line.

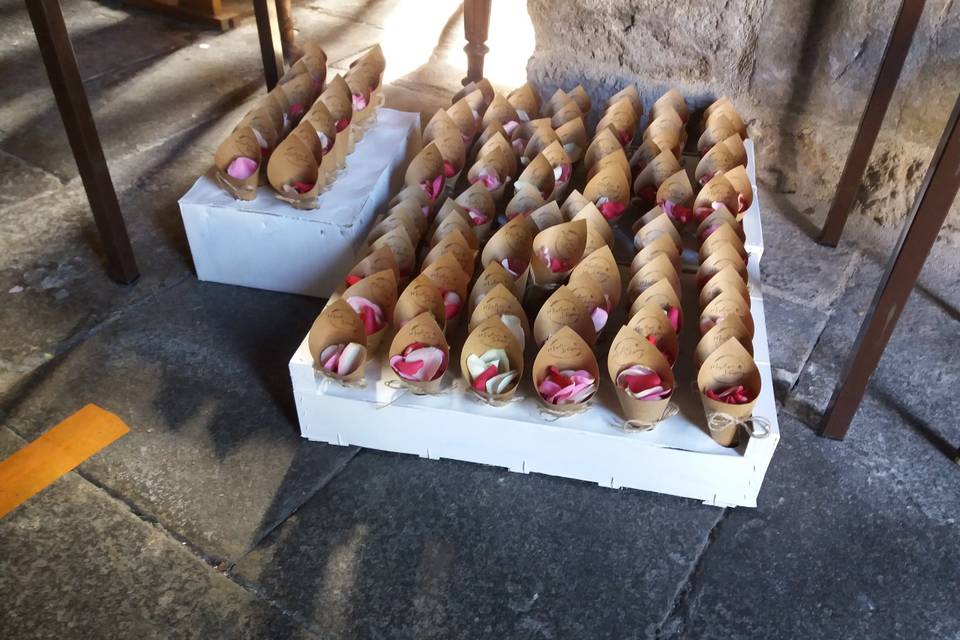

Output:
xmin=500 ymin=314 xmax=525 ymax=351
xmin=345 ymin=274 xmax=363 ymax=287
xmin=443 ymin=290 xmax=462 ymax=320
xmin=404 ymin=346 xmax=446 ymax=381
xmin=554 ymin=163 xmax=571 ymax=184
xmin=351 ymin=93 xmax=368 ymax=111
xmin=335 ymin=118 xmax=350 ymax=132
xmin=738 ymin=193 xmax=749 ymax=213
xmin=486 ymin=371 xmax=517 ymax=395
xmin=390 ymin=355 xmax=424 ymax=379
xmin=472 ymin=170 xmax=501 ymax=191
xmin=318 ymin=132 xmax=333 ymax=153
xmin=289 ymin=103 xmax=305 ymax=118
xmin=468 ymin=208 xmax=489 ymax=226
xmin=598 ymin=200 xmax=626 ymax=220
xmin=466 ymin=354 xmax=491 ymax=379
xmin=472 ymin=364 xmax=500 ymax=391
xmin=666 ymin=306 xmax=681 ymax=333
xmin=512 ymin=139 xmax=527 ymax=155
xmin=590 ymin=306 xmax=608 ymax=333
xmin=227 ymin=156 xmax=258 ymax=180
xmin=442 ymin=160 xmax=458 ymax=178
xmin=291 ymin=181 xmax=314 ymax=194
xmin=503 ymin=120 xmax=519 ymax=134
xmin=346 ymin=296 xmax=385 ymax=335
xmin=661 ymin=200 xmax=693 ymax=225
xmin=320 ymin=344 xmax=342 ymax=371
xmin=337 ymin=342 xmax=365 ymax=376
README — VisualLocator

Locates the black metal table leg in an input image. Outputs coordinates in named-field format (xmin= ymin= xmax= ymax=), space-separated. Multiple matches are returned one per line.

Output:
xmin=26 ymin=0 xmax=139 ymax=284
xmin=818 ymin=0 xmax=926 ymax=247
xmin=820 ymin=93 xmax=960 ymax=440
xmin=253 ymin=0 xmax=284 ymax=91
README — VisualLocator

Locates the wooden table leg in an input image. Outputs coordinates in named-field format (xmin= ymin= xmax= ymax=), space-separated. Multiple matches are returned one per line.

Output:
xmin=819 ymin=93 xmax=960 ymax=440
xmin=462 ymin=0 xmax=491 ymax=85
xmin=818 ymin=0 xmax=926 ymax=247
xmin=26 ymin=0 xmax=139 ymax=284
xmin=253 ymin=0 xmax=284 ymax=91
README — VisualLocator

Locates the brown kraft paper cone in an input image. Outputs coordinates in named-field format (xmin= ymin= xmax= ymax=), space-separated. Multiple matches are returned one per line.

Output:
xmin=699 ymin=265 xmax=751 ymax=310
xmin=630 ymin=234 xmax=682 ymax=276
xmin=347 ymin=246 xmax=399 ymax=286
xmin=724 ymin=164 xmax=753 ymax=213
xmin=394 ymin=273 xmax=446 ymax=330
xmin=470 ymin=262 xmax=520 ymax=312
xmin=699 ymin=223 xmax=747 ymax=261
xmin=629 ymin=278 xmax=683 ymax=333
xmin=506 ymin=185 xmax=546 ymax=222
xmin=568 ymin=84 xmax=592 ymax=115
xmin=532 ymin=327 xmax=600 ymax=413
xmin=651 ymin=88 xmax=688 ymax=122
xmin=266 ymin=135 xmax=321 ymax=209
xmin=627 ymin=301 xmax=680 ymax=367
xmin=559 ymin=189 xmax=591 ymax=221
xmin=696 ymin=205 xmax=743 ymax=243
xmin=583 ymin=165 xmax=630 ymax=221
xmin=468 ymin=283 xmax=531 ymax=348
xmin=308 ymin=298 xmax=368 ymax=383
xmin=533 ymin=285 xmax=597 ymax=347
xmin=627 ymin=254 xmax=682 ymax=303
xmin=481 ymin=216 xmax=534 ymax=292
xmin=697 ymin=244 xmax=748 ymax=289
xmin=572 ymin=203 xmax=615 ymax=249
xmin=586 ymin=148 xmax=631 ymax=186
xmin=697 ymin=337 xmax=761 ymax=446
xmin=633 ymin=210 xmax=684 ymax=251
xmin=341 ymin=269 xmax=398 ymax=354
xmin=571 ymin=245 xmax=621 ymax=309
xmin=422 ymin=229 xmax=476 ymax=277
xmin=633 ymin=149 xmax=683 ymax=198
xmin=606 ymin=85 xmax=643 ymax=121
xmin=507 ymin=82 xmax=541 ymax=120
xmin=630 ymin=138 xmax=667 ymax=175
xmin=607 ymin=325 xmax=676 ymax=424
xmin=388 ymin=311 xmax=450 ymax=395
xmin=555 ymin=117 xmax=588 ymax=163
xmin=567 ymin=271 xmax=608 ymax=334
xmin=213 ymin=126 xmax=262 ymax=200
xmin=515 ymin=153 xmax=556 ymax=200
xmin=528 ymin=201 xmax=564 ymax=232
xmin=482 ymin=94 xmax=521 ymax=130
xmin=371 ymin=226 xmax=416 ymax=281
xmin=461 ymin=316 xmax=525 ymax=402
xmin=550 ymin=98 xmax=583 ymax=130
xmin=699 ymin=290 xmax=755 ymax=337
xmin=584 ymin=127 xmax=624 ymax=174
xmin=694 ymin=315 xmax=753 ymax=371
xmin=531 ymin=219 xmax=588 ymax=286
xmin=597 ymin=97 xmax=638 ymax=145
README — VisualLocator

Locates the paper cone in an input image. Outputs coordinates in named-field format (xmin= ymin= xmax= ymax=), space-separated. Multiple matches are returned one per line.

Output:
xmin=571 ymin=245 xmax=621 ymax=308
xmin=586 ymin=148 xmax=631 ymax=187
xmin=431 ymin=212 xmax=478 ymax=254
xmin=319 ymin=74 xmax=353 ymax=127
xmin=470 ymin=261 xmax=520 ymax=311
xmin=627 ymin=255 xmax=681 ymax=305
xmin=422 ymin=229 xmax=476 ymax=276
xmin=532 ymin=327 xmax=600 ymax=412
xmin=368 ymin=210 xmax=421 ymax=247
xmin=483 ymin=94 xmax=521 ymax=130
xmin=704 ymin=97 xmax=747 ymax=137
xmin=633 ymin=210 xmax=683 ymax=251
xmin=657 ymin=170 xmax=695 ymax=209
xmin=629 ymin=138 xmax=666 ymax=175
xmin=447 ymin=97 xmax=479 ymax=144
xmin=697 ymin=244 xmax=748 ymax=289
xmin=515 ymin=153 xmax=556 ymax=200
xmin=533 ymin=285 xmax=596 ymax=346
xmin=571 ymin=202 xmax=614 ymax=249
xmin=699 ymin=224 xmax=746 ymax=262
xmin=480 ymin=216 xmax=534 ymax=290
xmin=520 ymin=124 xmax=560 ymax=162
xmin=724 ymin=165 xmax=753 ymax=212
xmin=529 ymin=201 xmax=564 ymax=232
xmin=630 ymin=234 xmax=681 ymax=276
xmin=596 ymin=97 xmax=638 ymax=145
xmin=568 ymin=84 xmax=592 ymax=114
xmin=505 ymin=184 xmax=546 ymax=222
xmin=699 ymin=290 xmax=754 ymax=337
xmin=540 ymin=140 xmax=572 ymax=190
xmin=214 ymin=126 xmax=262 ymax=200
xmin=627 ymin=301 xmax=680 ymax=367
xmin=695 ymin=139 xmax=745 ymax=185
xmin=394 ymin=273 xmax=446 ymax=329
xmin=422 ymin=252 xmax=471 ymax=324
xmin=560 ymin=189 xmax=591 ymax=221
xmin=308 ymin=298 xmax=368 ymax=383
xmin=469 ymin=283 xmax=531 ymax=345
xmin=550 ymin=98 xmax=583 ymax=130
xmin=584 ymin=127 xmax=624 ymax=174
xmin=237 ymin=108 xmax=280 ymax=154
xmin=423 ymin=110 xmax=466 ymax=178
xmin=468 ymin=148 xmax=513 ymax=202
xmin=651 ymin=88 xmax=688 ymax=122
xmin=405 ymin=142 xmax=444 ymax=193
xmin=279 ymin=73 xmax=319 ymax=123
xmin=607 ymin=325 xmax=676 ymax=424
xmin=694 ymin=315 xmax=753 ymax=370
xmin=531 ymin=219 xmax=588 ymax=285
xmin=266 ymin=134 xmax=320 ymax=208
xmin=696 ymin=205 xmax=743 ymax=243
xmin=633 ymin=149 xmax=683 ymax=199
xmin=342 ymin=269 xmax=398 ymax=352
xmin=350 ymin=44 xmax=386 ymax=75
xmin=461 ymin=316 xmax=525 ymax=401
xmin=508 ymin=82 xmax=541 ymax=120
xmin=472 ymin=121 xmax=507 ymax=158
xmin=697 ymin=113 xmax=738 ymax=154
xmin=628 ymin=279 xmax=682 ymax=333
xmin=555 ymin=117 xmax=588 ymax=163
xmin=388 ymin=196 xmax=430 ymax=234
xmin=477 ymin=132 xmax=517 ymax=176
xmin=289 ymin=119 xmax=325 ymax=163
xmin=282 ymin=43 xmax=327 ymax=90
xmin=453 ymin=78 xmax=494 ymax=108
xmin=369 ymin=223 xmax=414 ymax=277
xmin=583 ymin=165 xmax=630 ymax=222
xmin=347 ymin=246 xmax=399 ymax=286
xmin=643 ymin=111 xmax=684 ymax=157
xmin=544 ymin=89 xmax=570 ymax=117
xmin=700 ymin=265 xmax=751 ymax=309
xmin=567 ymin=270 xmax=608 ymax=333
xmin=605 ymin=85 xmax=642 ymax=120
xmin=455 ymin=180 xmax=496 ymax=222
xmin=388 ymin=311 xmax=450 ymax=394
xmin=697 ymin=337 xmax=761 ymax=446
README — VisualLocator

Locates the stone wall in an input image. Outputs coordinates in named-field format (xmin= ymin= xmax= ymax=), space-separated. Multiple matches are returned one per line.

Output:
xmin=525 ymin=0 xmax=960 ymax=240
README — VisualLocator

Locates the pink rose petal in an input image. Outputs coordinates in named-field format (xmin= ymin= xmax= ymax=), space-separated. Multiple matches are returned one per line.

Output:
xmin=227 ymin=156 xmax=258 ymax=180
xmin=352 ymin=93 xmax=368 ymax=111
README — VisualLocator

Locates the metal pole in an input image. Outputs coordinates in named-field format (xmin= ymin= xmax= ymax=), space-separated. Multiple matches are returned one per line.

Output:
xmin=26 ymin=0 xmax=139 ymax=284
xmin=462 ymin=0 xmax=491 ymax=85
xmin=820 ymin=93 xmax=960 ymax=439
xmin=253 ymin=0 xmax=284 ymax=91
xmin=818 ymin=0 xmax=926 ymax=247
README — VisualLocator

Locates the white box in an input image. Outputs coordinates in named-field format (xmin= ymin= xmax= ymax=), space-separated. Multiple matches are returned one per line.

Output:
xmin=290 ymin=253 xmax=779 ymax=508
xmin=179 ymin=108 xmax=421 ymax=297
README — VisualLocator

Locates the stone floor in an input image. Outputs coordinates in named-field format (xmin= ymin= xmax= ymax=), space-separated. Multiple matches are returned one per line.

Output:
xmin=1 ymin=1 xmax=959 ymax=639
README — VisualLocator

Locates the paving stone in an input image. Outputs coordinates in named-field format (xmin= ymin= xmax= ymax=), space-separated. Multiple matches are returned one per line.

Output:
xmin=232 ymin=450 xmax=723 ymax=639
xmin=0 ymin=279 xmax=358 ymax=563
xmin=762 ymin=291 xmax=828 ymax=384
xmin=0 ymin=150 xmax=62 ymax=210
xmin=0 ymin=427 xmax=315 ymax=640
xmin=789 ymin=255 xmax=960 ymax=439
xmin=756 ymin=188 xmax=861 ymax=310
xmin=663 ymin=412 xmax=960 ymax=640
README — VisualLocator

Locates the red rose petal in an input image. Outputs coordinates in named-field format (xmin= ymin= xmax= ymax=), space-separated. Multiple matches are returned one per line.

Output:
xmin=472 ymin=364 xmax=500 ymax=392
xmin=345 ymin=274 xmax=363 ymax=287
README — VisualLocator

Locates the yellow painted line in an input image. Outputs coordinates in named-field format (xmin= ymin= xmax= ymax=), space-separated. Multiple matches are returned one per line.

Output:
xmin=0 ymin=404 xmax=129 ymax=519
